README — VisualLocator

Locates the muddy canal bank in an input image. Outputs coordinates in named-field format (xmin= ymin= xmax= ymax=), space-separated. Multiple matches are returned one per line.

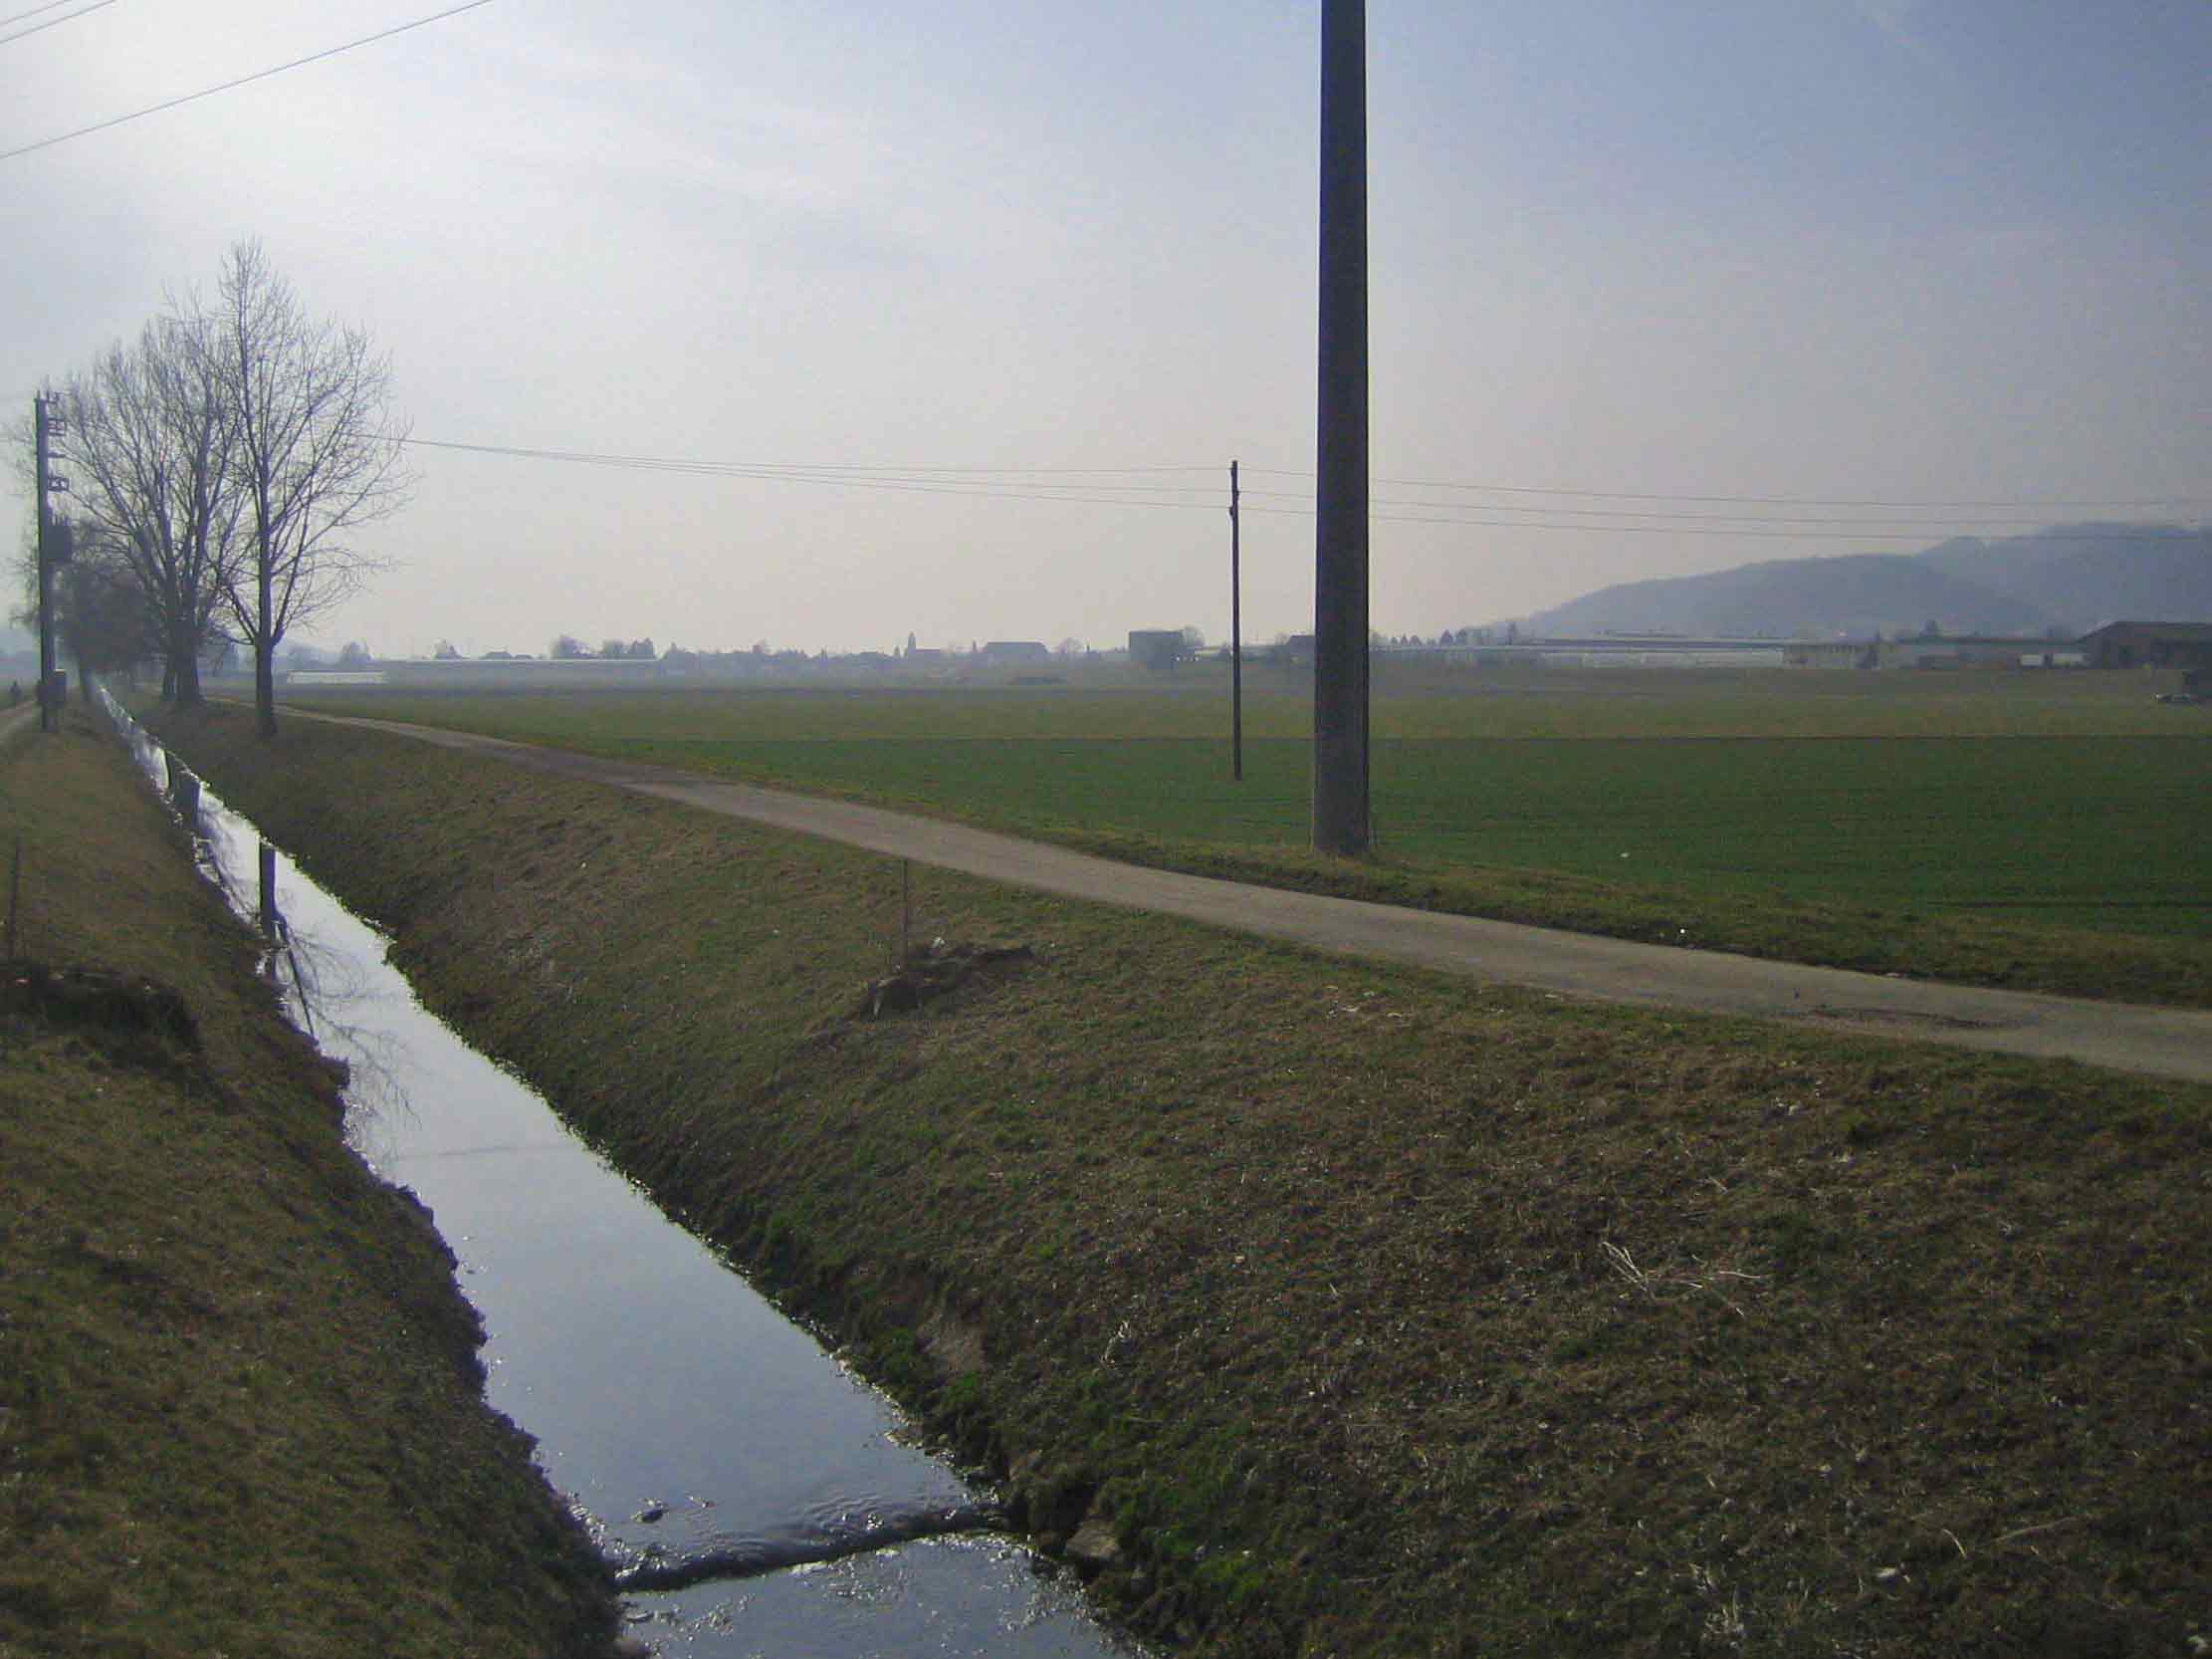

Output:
xmin=148 ymin=702 xmax=2212 ymax=1659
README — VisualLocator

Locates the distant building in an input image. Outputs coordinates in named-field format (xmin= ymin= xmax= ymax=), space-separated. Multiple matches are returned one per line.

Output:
xmin=2076 ymin=621 xmax=2212 ymax=676
xmin=1891 ymin=634 xmax=2059 ymax=669
xmin=980 ymin=640 xmax=1053 ymax=665
xmin=1128 ymin=630 xmax=1185 ymax=671
xmin=1783 ymin=639 xmax=1882 ymax=669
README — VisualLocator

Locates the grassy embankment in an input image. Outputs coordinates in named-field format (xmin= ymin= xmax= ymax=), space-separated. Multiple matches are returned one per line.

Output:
xmin=0 ymin=703 xmax=620 ymax=1659
xmin=285 ymin=666 xmax=2212 ymax=1007
xmin=154 ymin=701 xmax=2211 ymax=1659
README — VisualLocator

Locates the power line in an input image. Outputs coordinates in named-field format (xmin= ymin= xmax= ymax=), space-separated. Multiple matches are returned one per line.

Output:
xmin=1237 ymin=486 xmax=2189 ymax=532
xmin=401 ymin=437 xmax=1229 ymax=512
xmin=1244 ymin=466 xmax=2212 ymax=512
xmin=398 ymin=434 xmax=2202 ymax=543
xmin=0 ymin=0 xmax=83 ymax=29
xmin=0 ymin=0 xmax=113 ymax=49
xmin=0 ymin=0 xmax=499 ymax=163
xmin=1242 ymin=504 xmax=2198 ymax=542
xmin=406 ymin=439 xmax=2206 ymax=522
xmin=401 ymin=437 xmax=1215 ymax=477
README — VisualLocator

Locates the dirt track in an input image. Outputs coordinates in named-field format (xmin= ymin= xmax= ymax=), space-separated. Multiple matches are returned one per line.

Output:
xmin=282 ymin=709 xmax=2212 ymax=1084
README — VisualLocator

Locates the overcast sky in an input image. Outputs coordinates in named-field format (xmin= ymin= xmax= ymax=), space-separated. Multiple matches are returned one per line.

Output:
xmin=4 ymin=0 xmax=2206 ymax=656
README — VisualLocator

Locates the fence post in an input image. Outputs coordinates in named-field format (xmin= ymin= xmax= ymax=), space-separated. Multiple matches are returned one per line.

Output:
xmin=259 ymin=842 xmax=279 ymax=940
xmin=6 ymin=832 xmax=20 ymax=960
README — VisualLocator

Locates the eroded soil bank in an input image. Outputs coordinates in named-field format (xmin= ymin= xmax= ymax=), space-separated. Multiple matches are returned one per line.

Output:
xmin=0 ymin=704 xmax=621 ymax=1657
xmin=149 ymin=703 xmax=2212 ymax=1659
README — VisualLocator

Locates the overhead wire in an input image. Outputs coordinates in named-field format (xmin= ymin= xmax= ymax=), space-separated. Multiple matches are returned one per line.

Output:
xmin=0 ymin=0 xmax=86 ymax=29
xmin=400 ymin=437 xmax=1216 ymax=478
xmin=398 ymin=435 xmax=2205 ymax=542
xmin=0 ymin=0 xmax=498 ymax=162
xmin=400 ymin=439 xmax=1228 ymax=514
xmin=1234 ymin=486 xmax=2189 ymax=531
xmin=1243 ymin=466 xmax=2210 ymax=512
xmin=1238 ymin=506 xmax=2198 ymax=542
xmin=0 ymin=0 xmax=113 ymax=48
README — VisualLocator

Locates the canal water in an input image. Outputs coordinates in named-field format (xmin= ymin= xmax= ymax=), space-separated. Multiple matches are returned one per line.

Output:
xmin=112 ymin=702 xmax=1136 ymax=1659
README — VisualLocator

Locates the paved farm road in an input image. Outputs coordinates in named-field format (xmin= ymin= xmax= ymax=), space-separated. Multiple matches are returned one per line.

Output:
xmin=293 ymin=709 xmax=2212 ymax=1085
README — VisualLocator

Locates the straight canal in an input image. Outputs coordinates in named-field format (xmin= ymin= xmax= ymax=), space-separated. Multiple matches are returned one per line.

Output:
xmin=114 ymin=701 xmax=1138 ymax=1659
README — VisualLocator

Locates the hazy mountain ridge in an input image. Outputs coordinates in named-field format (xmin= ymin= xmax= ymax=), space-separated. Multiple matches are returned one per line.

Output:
xmin=1526 ymin=525 xmax=2212 ymax=639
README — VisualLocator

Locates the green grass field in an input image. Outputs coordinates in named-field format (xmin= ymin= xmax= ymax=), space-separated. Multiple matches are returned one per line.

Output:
xmin=285 ymin=664 xmax=2212 ymax=1002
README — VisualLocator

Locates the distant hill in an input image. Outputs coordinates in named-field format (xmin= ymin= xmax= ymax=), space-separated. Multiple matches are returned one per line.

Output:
xmin=1915 ymin=526 xmax=2212 ymax=625
xmin=1524 ymin=524 xmax=2211 ymax=639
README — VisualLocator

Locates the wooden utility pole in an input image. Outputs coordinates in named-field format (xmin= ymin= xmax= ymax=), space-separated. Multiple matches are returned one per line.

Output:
xmin=1229 ymin=459 xmax=1243 ymax=782
xmin=1312 ymin=0 xmax=1370 ymax=853
xmin=33 ymin=395 xmax=57 ymax=734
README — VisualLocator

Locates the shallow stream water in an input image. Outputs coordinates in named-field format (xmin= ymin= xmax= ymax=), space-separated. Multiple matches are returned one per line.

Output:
xmin=112 ymin=700 xmax=1134 ymax=1659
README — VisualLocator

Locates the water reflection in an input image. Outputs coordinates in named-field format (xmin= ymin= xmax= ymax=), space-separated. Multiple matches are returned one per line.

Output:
xmin=103 ymin=694 xmax=1135 ymax=1659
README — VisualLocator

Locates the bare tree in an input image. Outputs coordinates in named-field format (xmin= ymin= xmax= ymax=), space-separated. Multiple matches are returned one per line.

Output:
xmin=53 ymin=315 xmax=241 ymax=706
xmin=55 ymin=524 xmax=152 ymax=696
xmin=214 ymin=241 xmax=409 ymax=737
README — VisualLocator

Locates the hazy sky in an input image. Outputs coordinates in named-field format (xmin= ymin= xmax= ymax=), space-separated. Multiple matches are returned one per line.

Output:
xmin=4 ymin=0 xmax=2206 ymax=656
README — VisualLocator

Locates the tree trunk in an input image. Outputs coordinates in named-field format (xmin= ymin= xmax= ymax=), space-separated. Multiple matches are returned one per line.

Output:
xmin=169 ymin=620 xmax=202 ymax=708
xmin=256 ymin=554 xmax=277 ymax=738
xmin=255 ymin=642 xmax=276 ymax=737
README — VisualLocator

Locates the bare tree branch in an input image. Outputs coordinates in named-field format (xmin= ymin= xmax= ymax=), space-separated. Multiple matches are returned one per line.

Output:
xmin=214 ymin=239 xmax=412 ymax=735
xmin=53 ymin=316 xmax=241 ymax=706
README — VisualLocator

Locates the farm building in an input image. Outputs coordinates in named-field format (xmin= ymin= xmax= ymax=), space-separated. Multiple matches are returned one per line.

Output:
xmin=1128 ymin=629 xmax=1187 ymax=670
xmin=1782 ymin=640 xmax=1882 ymax=669
xmin=1889 ymin=634 xmax=2063 ymax=669
xmin=2076 ymin=621 xmax=2212 ymax=677
xmin=979 ymin=640 xmax=1053 ymax=666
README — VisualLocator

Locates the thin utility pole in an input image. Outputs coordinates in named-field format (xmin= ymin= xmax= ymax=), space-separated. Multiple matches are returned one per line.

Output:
xmin=1312 ymin=0 xmax=1370 ymax=854
xmin=1229 ymin=459 xmax=1243 ymax=782
xmin=33 ymin=394 xmax=57 ymax=734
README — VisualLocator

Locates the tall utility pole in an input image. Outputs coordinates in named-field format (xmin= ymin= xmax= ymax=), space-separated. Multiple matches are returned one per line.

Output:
xmin=1229 ymin=458 xmax=1243 ymax=782
xmin=1312 ymin=0 xmax=1370 ymax=854
xmin=33 ymin=394 xmax=58 ymax=734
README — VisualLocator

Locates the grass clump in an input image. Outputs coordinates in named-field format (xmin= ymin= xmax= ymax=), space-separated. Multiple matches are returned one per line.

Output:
xmin=154 ymin=701 xmax=2212 ymax=1659
xmin=0 ymin=703 xmax=618 ymax=1659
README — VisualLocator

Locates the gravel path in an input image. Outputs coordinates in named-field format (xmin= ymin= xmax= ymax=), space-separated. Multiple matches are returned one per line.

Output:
xmin=295 ymin=709 xmax=2212 ymax=1085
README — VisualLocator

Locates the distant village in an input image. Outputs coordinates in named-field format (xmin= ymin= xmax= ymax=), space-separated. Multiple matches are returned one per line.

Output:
xmin=11 ymin=620 xmax=2206 ymax=703
xmin=258 ymin=619 xmax=2210 ymax=696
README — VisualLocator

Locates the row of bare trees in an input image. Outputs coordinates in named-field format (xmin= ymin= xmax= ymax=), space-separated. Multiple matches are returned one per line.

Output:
xmin=34 ymin=240 xmax=408 ymax=735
